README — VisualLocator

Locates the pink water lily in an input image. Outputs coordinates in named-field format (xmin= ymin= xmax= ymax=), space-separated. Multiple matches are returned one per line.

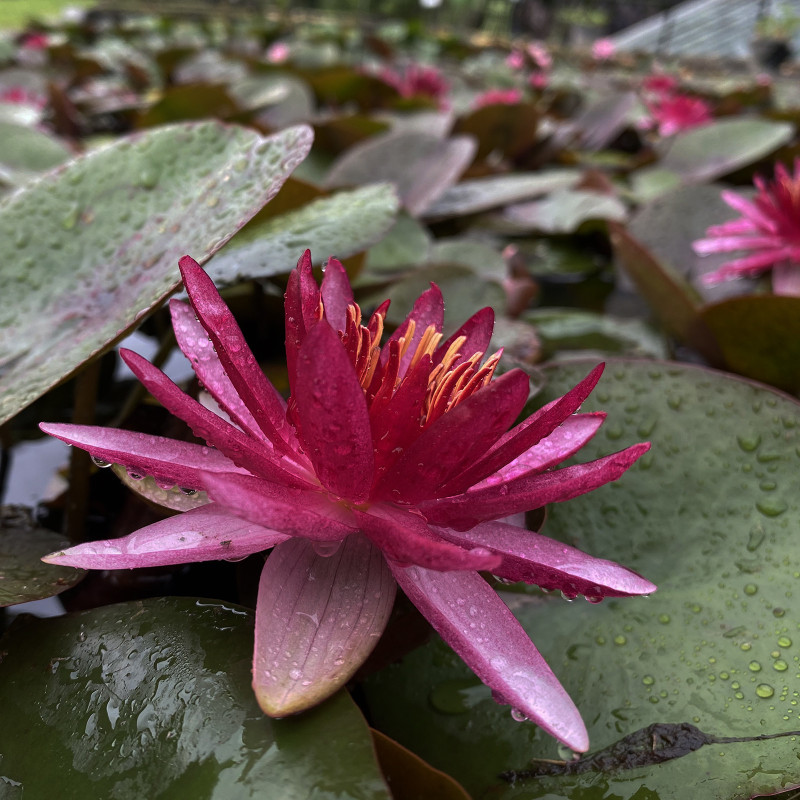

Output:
xmin=41 ymin=251 xmax=654 ymax=752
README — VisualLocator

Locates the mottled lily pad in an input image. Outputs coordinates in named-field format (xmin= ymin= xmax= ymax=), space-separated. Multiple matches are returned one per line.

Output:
xmin=0 ymin=597 xmax=391 ymax=799
xmin=207 ymin=183 xmax=399 ymax=284
xmin=0 ymin=121 xmax=313 ymax=426
xmin=365 ymin=359 xmax=800 ymax=800
xmin=0 ymin=120 xmax=73 ymax=185
xmin=504 ymin=189 xmax=627 ymax=233
xmin=0 ymin=506 xmax=83 ymax=607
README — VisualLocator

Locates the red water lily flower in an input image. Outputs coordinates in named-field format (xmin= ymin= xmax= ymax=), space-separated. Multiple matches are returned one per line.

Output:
xmin=41 ymin=252 xmax=654 ymax=752
xmin=646 ymin=93 xmax=712 ymax=137
xmin=693 ymin=159 xmax=800 ymax=296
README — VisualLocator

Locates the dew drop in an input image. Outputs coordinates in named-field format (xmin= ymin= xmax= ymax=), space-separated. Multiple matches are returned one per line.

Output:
xmin=510 ymin=708 xmax=528 ymax=722
xmin=774 ymin=660 xmax=789 ymax=672
xmin=744 ymin=583 xmax=758 ymax=596
xmin=756 ymin=683 xmax=775 ymax=699
xmin=179 ymin=487 xmax=197 ymax=496
xmin=658 ymin=614 xmax=671 ymax=624
xmin=313 ymin=541 xmax=342 ymax=558
xmin=778 ymin=636 xmax=793 ymax=648
xmin=642 ymin=675 xmax=655 ymax=686
xmin=757 ymin=499 xmax=788 ymax=518
xmin=748 ymin=661 xmax=762 ymax=672
xmin=613 ymin=635 xmax=627 ymax=646
xmin=737 ymin=435 xmax=761 ymax=452
xmin=91 ymin=456 xmax=112 ymax=468
xmin=126 ymin=468 xmax=145 ymax=481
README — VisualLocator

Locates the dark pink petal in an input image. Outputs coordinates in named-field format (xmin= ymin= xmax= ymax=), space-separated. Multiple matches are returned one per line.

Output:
xmin=202 ymin=471 xmax=359 ymax=541
xmin=438 ymin=364 xmax=605 ymax=496
xmin=420 ymin=442 xmax=650 ymax=530
xmin=720 ymin=190 xmax=777 ymax=232
xmin=437 ymin=520 xmax=657 ymax=597
xmin=39 ymin=422 xmax=244 ymax=489
xmin=471 ymin=413 xmax=606 ymax=488
xmin=294 ymin=321 xmax=375 ymax=501
xmin=353 ymin=505 xmax=501 ymax=572
xmin=120 ymin=349 xmax=313 ymax=488
xmin=390 ymin=564 xmax=589 ymax=752
xmin=253 ymin=536 xmax=395 ymax=716
xmin=433 ymin=306 xmax=494 ymax=368
xmin=373 ymin=370 xmax=530 ymax=504
xmin=170 ymin=299 xmax=268 ymax=444
xmin=284 ymin=250 xmax=314 ymax=394
xmin=384 ymin=284 xmax=444 ymax=378
xmin=320 ymin=257 xmax=354 ymax=333
xmin=41 ymin=504 xmax=287 ymax=568
xmin=179 ymin=256 xmax=296 ymax=456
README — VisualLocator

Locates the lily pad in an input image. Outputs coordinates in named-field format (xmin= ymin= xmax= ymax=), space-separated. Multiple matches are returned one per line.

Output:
xmin=659 ymin=118 xmax=794 ymax=183
xmin=207 ymin=183 xmax=399 ymax=284
xmin=365 ymin=358 xmax=800 ymax=800
xmin=453 ymin=102 xmax=540 ymax=162
xmin=0 ymin=120 xmax=73 ymax=185
xmin=364 ymin=213 xmax=432 ymax=274
xmin=701 ymin=295 xmax=800 ymax=394
xmin=135 ymin=84 xmax=240 ymax=128
xmin=504 ymin=188 xmax=627 ymax=233
xmin=0 ymin=596 xmax=391 ymax=799
xmin=0 ymin=505 xmax=84 ymax=607
xmin=325 ymin=131 xmax=477 ymax=216
xmin=421 ymin=170 xmax=581 ymax=220
xmin=0 ymin=121 xmax=313 ymax=427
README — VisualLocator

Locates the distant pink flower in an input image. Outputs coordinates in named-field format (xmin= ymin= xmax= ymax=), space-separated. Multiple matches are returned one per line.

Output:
xmin=642 ymin=73 xmax=678 ymax=96
xmin=527 ymin=42 xmax=552 ymax=70
xmin=473 ymin=88 xmax=523 ymax=108
xmin=693 ymin=160 xmax=800 ymax=295
xmin=529 ymin=72 xmax=549 ymax=89
xmin=266 ymin=42 xmax=290 ymax=64
xmin=379 ymin=63 xmax=450 ymax=107
xmin=0 ymin=86 xmax=46 ymax=108
xmin=41 ymin=252 xmax=654 ymax=752
xmin=506 ymin=49 xmax=525 ymax=70
xmin=20 ymin=32 xmax=48 ymax=50
xmin=647 ymin=93 xmax=712 ymax=136
xmin=592 ymin=38 xmax=615 ymax=60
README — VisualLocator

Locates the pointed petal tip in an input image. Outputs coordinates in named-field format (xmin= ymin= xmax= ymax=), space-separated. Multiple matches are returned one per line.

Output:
xmin=41 ymin=550 xmax=66 ymax=565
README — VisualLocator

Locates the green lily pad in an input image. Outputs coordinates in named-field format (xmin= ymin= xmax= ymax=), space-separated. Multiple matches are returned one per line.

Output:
xmin=0 ymin=120 xmax=73 ymax=185
xmin=325 ymin=131 xmax=476 ymax=217
xmin=504 ymin=189 xmax=627 ymax=233
xmin=207 ymin=183 xmax=399 ymax=284
xmin=365 ymin=358 xmax=800 ymax=800
xmin=0 ymin=597 xmax=391 ymax=799
xmin=701 ymin=295 xmax=800 ymax=394
xmin=427 ymin=238 xmax=507 ymax=281
xmin=421 ymin=170 xmax=581 ymax=220
xmin=364 ymin=213 xmax=432 ymax=274
xmin=0 ymin=121 xmax=313 ymax=427
xmin=0 ymin=505 xmax=84 ymax=607
xmin=659 ymin=119 xmax=794 ymax=183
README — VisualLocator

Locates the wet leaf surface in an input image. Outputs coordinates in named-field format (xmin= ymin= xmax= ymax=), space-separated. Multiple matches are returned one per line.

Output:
xmin=365 ymin=359 xmax=800 ymax=800
xmin=0 ymin=597 xmax=391 ymax=800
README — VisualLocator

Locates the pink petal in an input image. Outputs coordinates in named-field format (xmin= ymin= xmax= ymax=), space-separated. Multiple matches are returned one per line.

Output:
xmin=284 ymin=250 xmax=321 ymax=393
xmin=120 ymin=349 xmax=312 ymax=488
xmin=373 ymin=370 xmax=531 ymax=504
xmin=384 ymin=284 xmax=445 ymax=379
xmin=179 ymin=256 xmax=296 ymax=455
xmin=439 ymin=364 xmax=605 ymax=496
xmin=720 ymin=190 xmax=777 ymax=232
xmin=41 ymin=504 xmax=287 ymax=568
xmin=437 ymin=520 xmax=656 ymax=597
xmin=420 ymin=442 xmax=650 ymax=530
xmin=293 ymin=321 xmax=375 ymax=501
xmin=773 ymin=261 xmax=800 ymax=296
xmin=320 ymin=257 xmax=354 ymax=333
xmin=472 ymin=413 xmax=606 ymax=488
xmin=390 ymin=564 xmax=589 ymax=751
xmin=253 ymin=536 xmax=395 ymax=716
xmin=354 ymin=504 xmax=502 ymax=572
xmin=170 ymin=299 xmax=269 ymax=444
xmin=202 ymin=471 xmax=360 ymax=541
xmin=39 ymin=422 xmax=243 ymax=489
xmin=433 ymin=306 xmax=494 ymax=368
xmin=692 ymin=235 xmax=781 ymax=255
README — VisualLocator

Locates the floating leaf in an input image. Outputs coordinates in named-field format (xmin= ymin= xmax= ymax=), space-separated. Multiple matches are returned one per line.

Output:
xmin=135 ymin=84 xmax=240 ymax=127
xmin=0 ymin=121 xmax=313 ymax=426
xmin=207 ymin=183 xmax=399 ymax=284
xmin=453 ymin=102 xmax=540 ymax=161
xmin=0 ymin=120 xmax=73 ymax=185
xmin=364 ymin=213 xmax=432 ymax=274
xmin=421 ymin=170 xmax=580 ymax=220
xmin=0 ymin=597 xmax=391 ymax=799
xmin=659 ymin=119 xmax=794 ymax=183
xmin=0 ymin=506 xmax=83 ymax=607
xmin=366 ymin=359 xmax=800 ymax=800
xmin=325 ymin=131 xmax=476 ymax=216
xmin=504 ymin=188 xmax=627 ymax=233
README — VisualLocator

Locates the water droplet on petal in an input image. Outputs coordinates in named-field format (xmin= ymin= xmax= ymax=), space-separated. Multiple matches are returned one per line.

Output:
xmin=510 ymin=708 xmax=528 ymax=722
xmin=91 ymin=456 xmax=112 ymax=468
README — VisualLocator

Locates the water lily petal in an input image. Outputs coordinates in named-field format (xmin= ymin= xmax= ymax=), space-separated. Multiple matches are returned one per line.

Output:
xmin=294 ymin=321 xmax=375 ymax=501
xmin=320 ymin=257 xmax=354 ymax=333
xmin=374 ymin=369 xmax=530 ymax=503
xmin=354 ymin=505 xmax=501 ymax=572
xmin=170 ymin=299 xmax=269 ymax=444
xmin=420 ymin=442 xmax=650 ymax=530
xmin=253 ymin=536 xmax=395 ymax=716
xmin=384 ymin=283 xmax=444 ymax=378
xmin=120 ymin=349 xmax=312 ymax=488
xmin=179 ymin=256 xmax=296 ymax=455
xmin=202 ymin=471 xmax=360 ymax=540
xmin=433 ymin=306 xmax=494 ymax=369
xmin=390 ymin=563 xmax=589 ymax=752
xmin=438 ymin=520 xmax=656 ymax=597
xmin=284 ymin=249 xmax=320 ymax=393
xmin=39 ymin=422 xmax=243 ymax=489
xmin=439 ymin=363 xmax=605 ymax=496
xmin=471 ymin=413 xmax=606 ymax=488
xmin=42 ymin=504 xmax=286 ymax=568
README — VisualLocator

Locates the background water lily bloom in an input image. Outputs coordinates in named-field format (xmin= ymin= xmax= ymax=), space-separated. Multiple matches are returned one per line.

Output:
xmin=693 ymin=159 xmax=800 ymax=296
xmin=40 ymin=252 xmax=654 ymax=752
